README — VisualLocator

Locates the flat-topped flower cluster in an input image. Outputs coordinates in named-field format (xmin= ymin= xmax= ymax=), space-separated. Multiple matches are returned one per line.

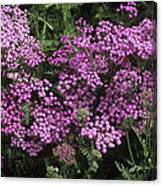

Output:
xmin=1 ymin=5 xmax=45 ymax=71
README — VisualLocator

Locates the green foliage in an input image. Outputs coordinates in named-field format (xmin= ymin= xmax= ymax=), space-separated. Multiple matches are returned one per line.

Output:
xmin=55 ymin=4 xmax=81 ymax=36
xmin=77 ymin=108 xmax=89 ymax=125
xmin=21 ymin=103 xmax=31 ymax=127
xmin=1 ymin=145 xmax=46 ymax=177
xmin=28 ymin=4 xmax=81 ymax=53
xmin=46 ymin=166 xmax=63 ymax=178
xmin=115 ymin=117 xmax=156 ymax=180
xmin=76 ymin=141 xmax=102 ymax=179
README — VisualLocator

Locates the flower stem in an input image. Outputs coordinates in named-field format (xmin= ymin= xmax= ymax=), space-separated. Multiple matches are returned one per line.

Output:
xmin=126 ymin=131 xmax=135 ymax=165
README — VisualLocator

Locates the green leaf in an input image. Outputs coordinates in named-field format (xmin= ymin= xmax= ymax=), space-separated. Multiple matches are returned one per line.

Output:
xmin=38 ymin=17 xmax=54 ymax=31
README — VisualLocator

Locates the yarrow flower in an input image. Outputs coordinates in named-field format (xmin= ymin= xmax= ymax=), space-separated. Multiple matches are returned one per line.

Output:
xmin=1 ymin=6 xmax=45 ymax=71
xmin=1 ymin=5 xmax=155 ymax=156
xmin=80 ymin=67 xmax=153 ymax=153
xmin=53 ymin=143 xmax=76 ymax=165
xmin=116 ymin=2 xmax=138 ymax=19
xmin=1 ymin=72 xmax=72 ymax=156
xmin=48 ymin=17 xmax=155 ymax=154
xmin=48 ymin=17 xmax=155 ymax=90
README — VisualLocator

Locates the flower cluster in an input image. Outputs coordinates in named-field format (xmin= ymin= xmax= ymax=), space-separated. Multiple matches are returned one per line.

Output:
xmin=49 ymin=17 xmax=155 ymax=153
xmin=116 ymin=2 xmax=138 ymax=19
xmin=81 ymin=115 xmax=124 ymax=154
xmin=80 ymin=68 xmax=153 ymax=153
xmin=48 ymin=45 xmax=106 ymax=90
xmin=48 ymin=17 xmax=155 ymax=89
xmin=1 ymin=72 xmax=72 ymax=156
xmin=48 ymin=41 xmax=74 ymax=65
xmin=1 ymin=6 xmax=45 ymax=71
xmin=57 ymin=71 xmax=97 ymax=111
xmin=97 ymin=68 xmax=153 ymax=123
xmin=53 ymin=143 xmax=76 ymax=165
xmin=74 ymin=17 xmax=155 ymax=63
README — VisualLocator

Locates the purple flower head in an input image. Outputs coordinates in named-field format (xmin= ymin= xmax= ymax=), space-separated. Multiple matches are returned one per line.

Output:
xmin=53 ymin=143 xmax=76 ymax=165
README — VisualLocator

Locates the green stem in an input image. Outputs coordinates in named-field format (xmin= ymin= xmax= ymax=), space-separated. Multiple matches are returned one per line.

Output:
xmin=132 ymin=127 xmax=145 ymax=150
xmin=126 ymin=131 xmax=135 ymax=165
xmin=33 ymin=14 xmax=40 ymax=39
